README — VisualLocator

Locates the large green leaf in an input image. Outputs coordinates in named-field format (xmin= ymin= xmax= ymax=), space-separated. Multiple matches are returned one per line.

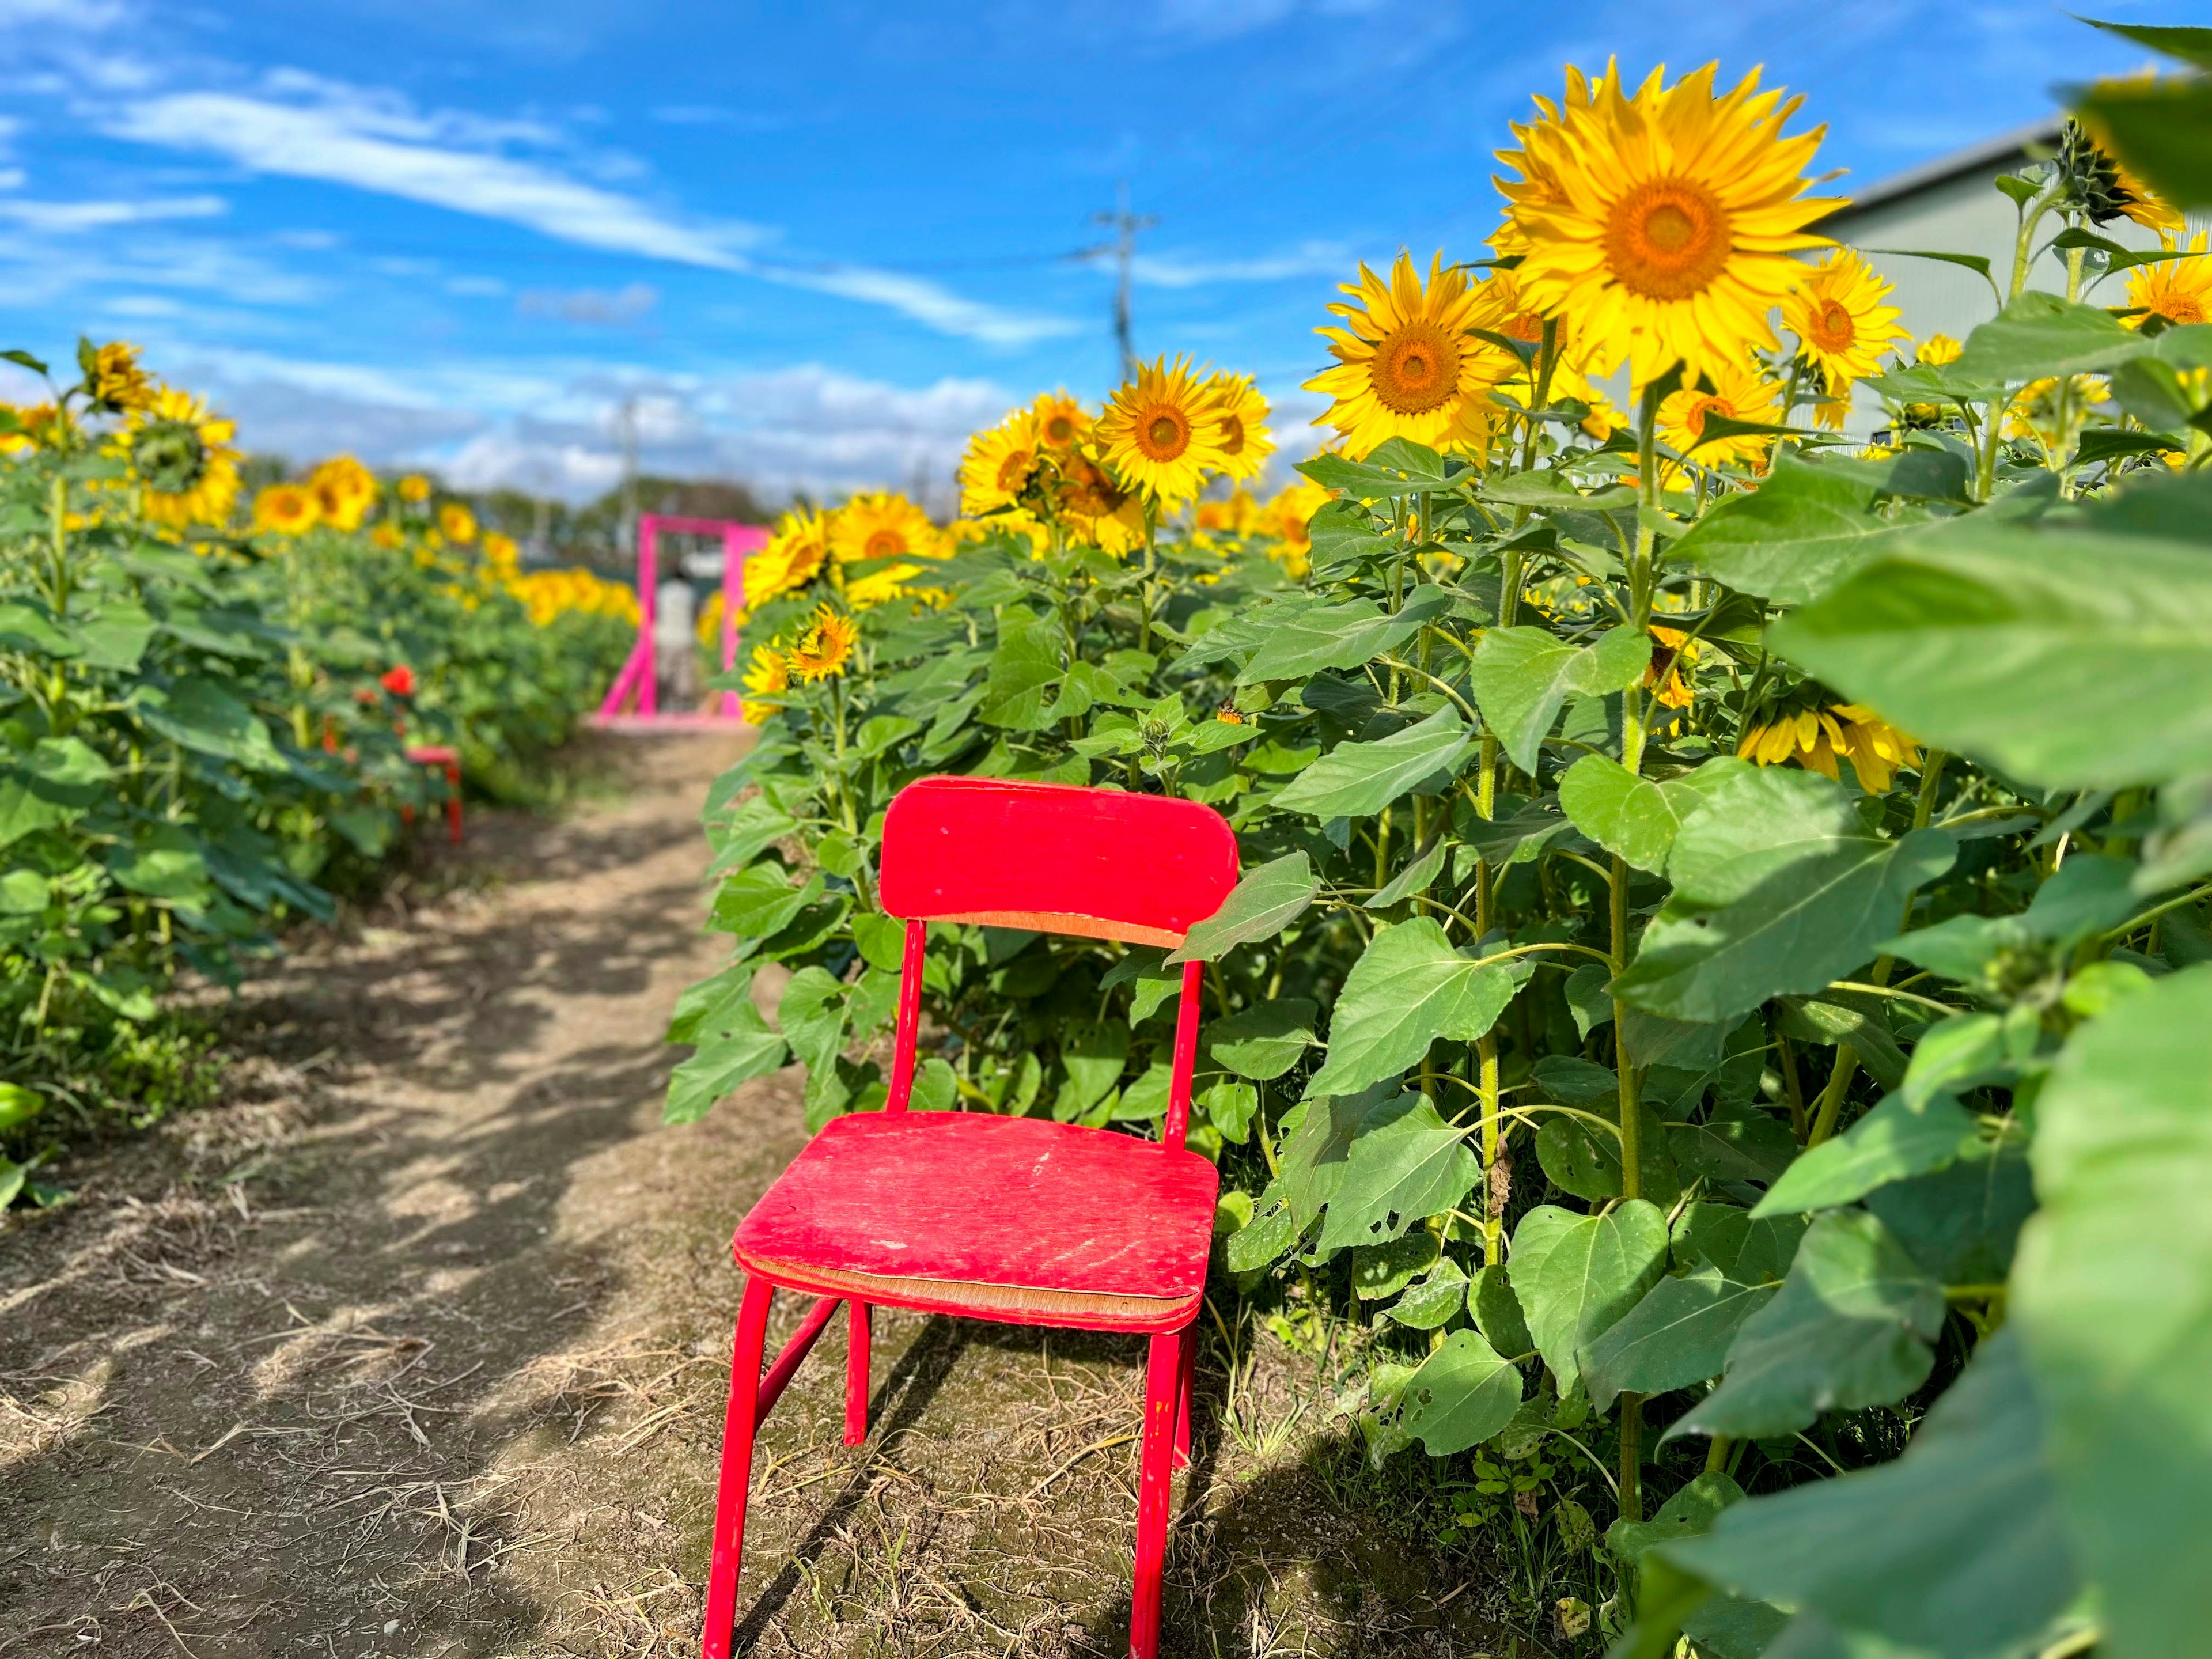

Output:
xmin=1207 ymin=997 xmax=1317 ymax=1080
xmin=1672 ymin=1210 xmax=1944 ymax=1441
xmin=1614 ymin=767 xmax=1956 ymax=1027
xmin=1583 ymin=1267 xmax=1781 ymax=1412
xmin=711 ymin=862 xmax=823 ymax=939
xmin=1303 ymin=918 xmax=1517 ymax=1099
xmin=1510 ymin=1199 xmax=1670 ymax=1397
xmin=1469 ymin=625 xmax=1652 ymax=774
xmin=1559 ymin=754 xmax=1749 ymax=875
xmin=1768 ymin=523 xmax=2212 ymax=790
xmin=1666 ymin=452 xmax=1925 ymax=605
xmin=1950 ymin=291 xmax=2153 ymax=384
xmin=2014 ymin=964 xmax=2212 ymax=1659
xmin=138 ymin=676 xmax=285 ymax=771
xmin=1664 ymin=1331 xmax=2078 ymax=1658
xmin=665 ymin=972 xmax=788 ymax=1124
xmin=108 ymin=824 xmax=213 ymax=904
xmin=1399 ymin=1328 xmax=1523 ymax=1455
xmin=1315 ymin=1090 xmax=1479 ymax=1252
xmin=1279 ymin=1085 xmax=1393 ymax=1229
xmin=1052 ymin=1018 xmax=1130 ymax=1120
xmin=1755 ymin=1093 xmax=1984 ymax=1216
xmin=2072 ymin=72 xmax=2212 ymax=210
xmin=1236 ymin=586 xmax=1449 ymax=685
xmin=1270 ymin=706 xmax=1471 ymax=819
xmin=1166 ymin=851 xmax=1317 ymax=963
xmin=976 ymin=611 xmax=1062 ymax=730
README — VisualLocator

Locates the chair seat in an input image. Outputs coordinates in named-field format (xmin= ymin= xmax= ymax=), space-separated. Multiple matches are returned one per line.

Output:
xmin=732 ymin=1111 xmax=1219 ymax=1334
xmin=405 ymin=745 xmax=459 ymax=765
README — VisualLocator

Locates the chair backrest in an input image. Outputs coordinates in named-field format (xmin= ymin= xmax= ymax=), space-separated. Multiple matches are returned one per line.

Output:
xmin=880 ymin=777 xmax=1238 ymax=946
xmin=874 ymin=777 xmax=1240 ymax=1147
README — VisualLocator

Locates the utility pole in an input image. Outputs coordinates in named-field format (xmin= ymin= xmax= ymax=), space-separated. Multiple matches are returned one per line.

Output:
xmin=1085 ymin=182 xmax=1156 ymax=381
xmin=616 ymin=394 xmax=639 ymax=565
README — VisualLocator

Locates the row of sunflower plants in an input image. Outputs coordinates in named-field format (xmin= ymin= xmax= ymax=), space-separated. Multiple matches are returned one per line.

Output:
xmin=670 ymin=18 xmax=2212 ymax=1654
xmin=0 ymin=342 xmax=635 ymax=1202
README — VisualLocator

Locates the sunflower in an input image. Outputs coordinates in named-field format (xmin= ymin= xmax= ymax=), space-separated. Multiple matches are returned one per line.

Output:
xmin=305 ymin=454 xmax=379 ymax=531
xmin=1096 ymin=355 xmax=1231 ymax=505
xmin=1305 ymin=253 xmax=1505 ymax=458
xmin=86 ymin=341 xmax=154 ymax=414
xmin=124 ymin=385 xmax=240 ymax=530
xmin=1739 ymin=702 xmax=1921 ymax=793
xmin=745 ymin=508 xmax=831 ymax=608
xmin=740 ymin=645 xmax=789 ymax=724
xmin=0 ymin=403 xmax=65 ymax=456
xmin=786 ymin=605 xmax=859 ymax=681
xmin=2125 ymin=232 xmax=2212 ymax=329
xmin=253 ymin=482 xmax=321 ymax=536
xmin=1657 ymin=357 xmax=1783 ymax=468
xmin=830 ymin=492 xmax=944 ymax=566
xmin=1204 ymin=373 xmax=1275 ymax=484
xmin=1916 ymin=334 xmax=1962 ymax=366
xmin=845 ymin=561 xmax=926 ymax=609
xmin=1645 ymin=624 xmax=1702 ymax=709
xmin=2006 ymin=375 xmax=2111 ymax=445
xmin=1785 ymin=249 xmax=1908 ymax=399
xmin=1195 ymin=489 xmax=1262 ymax=537
xmin=1508 ymin=61 xmax=1841 ymax=385
xmin=1490 ymin=63 xmax=1617 ymax=260
xmin=370 ymin=522 xmax=404 ymax=550
xmin=1029 ymin=391 xmax=1091 ymax=452
xmin=398 ymin=474 xmax=433 ymax=504
xmin=482 ymin=531 xmax=520 ymax=570
xmin=959 ymin=414 xmax=1043 ymax=517
xmin=438 ymin=502 xmax=479 ymax=544
xmin=1052 ymin=445 xmax=1146 ymax=555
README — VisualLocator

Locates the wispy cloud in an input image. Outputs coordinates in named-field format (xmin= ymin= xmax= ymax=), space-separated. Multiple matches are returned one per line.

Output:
xmin=516 ymin=282 xmax=658 ymax=326
xmin=0 ymin=194 xmax=224 ymax=232
xmin=97 ymin=75 xmax=1075 ymax=347
xmin=1134 ymin=240 xmax=1352 ymax=289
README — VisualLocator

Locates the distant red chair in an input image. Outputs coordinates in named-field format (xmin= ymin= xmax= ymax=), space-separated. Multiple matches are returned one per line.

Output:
xmin=403 ymin=745 xmax=464 ymax=846
xmin=700 ymin=777 xmax=1239 ymax=1659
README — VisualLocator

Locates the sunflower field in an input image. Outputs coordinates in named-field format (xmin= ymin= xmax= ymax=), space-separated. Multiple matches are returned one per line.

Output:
xmin=0 ymin=343 xmax=634 ymax=1198
xmin=671 ymin=17 xmax=2212 ymax=1656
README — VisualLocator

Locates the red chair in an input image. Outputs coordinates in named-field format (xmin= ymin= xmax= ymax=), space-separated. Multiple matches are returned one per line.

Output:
xmin=402 ymin=745 xmax=463 ymax=845
xmin=700 ymin=777 xmax=1239 ymax=1659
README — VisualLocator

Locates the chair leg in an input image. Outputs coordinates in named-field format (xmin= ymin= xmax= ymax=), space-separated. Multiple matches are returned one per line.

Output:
xmin=1172 ymin=1321 xmax=1196 ymax=1472
xmin=1128 ymin=1328 xmax=1183 ymax=1659
xmin=702 ymin=1278 xmax=774 ymax=1659
xmin=844 ymin=1300 xmax=871 ymax=1447
xmin=445 ymin=760 xmax=463 ymax=846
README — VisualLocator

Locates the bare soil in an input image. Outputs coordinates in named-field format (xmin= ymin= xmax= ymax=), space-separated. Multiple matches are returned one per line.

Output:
xmin=0 ymin=733 xmax=1534 ymax=1658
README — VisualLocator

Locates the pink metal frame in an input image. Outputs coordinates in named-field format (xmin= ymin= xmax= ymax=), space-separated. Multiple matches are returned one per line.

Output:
xmin=700 ymin=779 xmax=1236 ymax=1659
xmin=593 ymin=514 xmax=770 ymax=728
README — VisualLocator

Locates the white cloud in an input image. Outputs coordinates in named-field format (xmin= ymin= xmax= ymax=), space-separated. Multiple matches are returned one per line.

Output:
xmin=1134 ymin=240 xmax=1353 ymax=289
xmin=98 ymin=75 xmax=1074 ymax=346
xmin=0 ymin=0 xmax=130 ymax=28
xmin=516 ymin=282 xmax=658 ymax=326
xmin=0 ymin=194 xmax=224 ymax=232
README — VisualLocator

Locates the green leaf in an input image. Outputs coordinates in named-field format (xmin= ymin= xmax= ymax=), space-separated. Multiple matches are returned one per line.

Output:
xmin=850 ymin=912 xmax=908 ymax=974
xmin=1775 ymin=991 xmax=1908 ymax=1092
xmin=1952 ymin=291 xmax=2153 ymax=384
xmin=1280 ymin=1086 xmax=1389 ymax=1229
xmin=1607 ymin=1470 xmax=1747 ymax=1569
xmin=1469 ymin=626 xmax=1652 ymax=774
xmin=976 ymin=611 xmax=1063 ymax=730
xmin=1755 ymin=1094 xmax=1983 ymax=1216
xmin=2070 ymin=72 xmax=2212 ymax=210
xmin=1167 ymin=851 xmax=1317 ymax=964
xmin=1207 ymin=997 xmax=1317 ymax=1080
xmin=2014 ymin=965 xmax=2212 ymax=1658
xmin=711 ymin=863 xmax=823 ymax=939
xmin=1303 ymin=919 xmax=1517 ymax=1099
xmin=1533 ymin=1103 xmax=1679 ymax=1205
xmin=1470 ymin=1262 xmax=1533 ymax=1357
xmin=1666 ymin=453 xmax=1925 ymax=605
xmin=1236 ymin=586 xmax=1448 ymax=685
xmin=1315 ymin=1090 xmax=1480 ymax=1253
xmin=1664 ymin=1331 xmax=2077 ymax=1658
xmin=0 ymin=1082 xmax=44 ymax=1134
xmin=109 ymin=824 xmax=211 ymax=903
xmin=138 ymin=676 xmax=285 ymax=771
xmin=665 ymin=992 xmax=788 ymax=1124
xmin=1198 ymin=1078 xmax=1257 ymax=1143
xmin=1270 ymin=706 xmax=1471 ymax=819
xmin=1671 ymin=1210 xmax=1944 ymax=1441
xmin=1559 ymin=755 xmax=1750 ymax=875
xmin=77 ymin=606 xmax=157 ymax=673
xmin=1615 ymin=767 xmax=1956 ymax=1027
xmin=1297 ymin=440 xmax=1447 ymax=498
xmin=1389 ymin=1256 xmax=1469 ymax=1329
xmin=1226 ymin=1182 xmax=1298 ymax=1271
xmin=0 ymin=1156 xmax=22 ymax=1209
xmin=1670 ymin=1099 xmax=1800 ymax=1188
xmin=1511 ymin=1200 xmax=1670 ymax=1397
xmin=1367 ymin=831 xmax=1449 ymax=908
xmin=1352 ymin=1230 xmax=1439 ymax=1299
xmin=1399 ymin=1329 xmax=1523 ymax=1456
xmin=1769 ymin=521 xmax=2212 ymax=790
xmin=1674 ymin=1204 xmax=1809 ymax=1283
xmin=1584 ymin=1268 xmax=1781 ymax=1412
xmin=778 ymin=967 xmax=849 ymax=1081
xmin=1053 ymin=1018 xmax=1129 ymax=1121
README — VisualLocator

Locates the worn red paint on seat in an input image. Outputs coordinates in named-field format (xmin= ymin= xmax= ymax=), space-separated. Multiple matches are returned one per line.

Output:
xmin=733 ymin=1111 xmax=1219 ymax=1334
xmin=878 ymin=776 xmax=1238 ymax=947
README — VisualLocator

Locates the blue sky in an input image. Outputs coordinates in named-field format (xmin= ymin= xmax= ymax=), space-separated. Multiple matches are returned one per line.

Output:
xmin=0 ymin=0 xmax=2188 ymax=505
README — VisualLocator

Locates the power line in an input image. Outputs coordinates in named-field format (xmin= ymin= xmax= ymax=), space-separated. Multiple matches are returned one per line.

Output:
xmin=1070 ymin=182 xmax=1157 ymax=380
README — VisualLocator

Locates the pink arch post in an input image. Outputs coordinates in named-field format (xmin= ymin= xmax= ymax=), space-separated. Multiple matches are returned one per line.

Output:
xmin=593 ymin=514 xmax=770 ymax=729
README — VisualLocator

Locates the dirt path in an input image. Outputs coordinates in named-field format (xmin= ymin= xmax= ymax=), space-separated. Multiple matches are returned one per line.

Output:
xmin=0 ymin=736 xmax=1516 ymax=1659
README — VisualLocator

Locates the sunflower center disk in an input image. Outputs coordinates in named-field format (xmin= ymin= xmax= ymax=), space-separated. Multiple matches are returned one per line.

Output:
xmin=1371 ymin=321 xmax=1460 ymax=415
xmin=1219 ymin=415 xmax=1245 ymax=454
xmin=1143 ymin=411 xmax=1189 ymax=459
xmin=1605 ymin=179 xmax=1733 ymax=301
xmin=1812 ymin=298 xmax=1855 ymax=351
xmin=133 ymin=422 xmax=210 ymax=494
xmin=866 ymin=531 xmax=904 ymax=560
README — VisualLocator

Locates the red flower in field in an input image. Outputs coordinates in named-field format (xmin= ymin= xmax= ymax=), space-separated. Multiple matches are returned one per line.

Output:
xmin=380 ymin=664 xmax=416 ymax=697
